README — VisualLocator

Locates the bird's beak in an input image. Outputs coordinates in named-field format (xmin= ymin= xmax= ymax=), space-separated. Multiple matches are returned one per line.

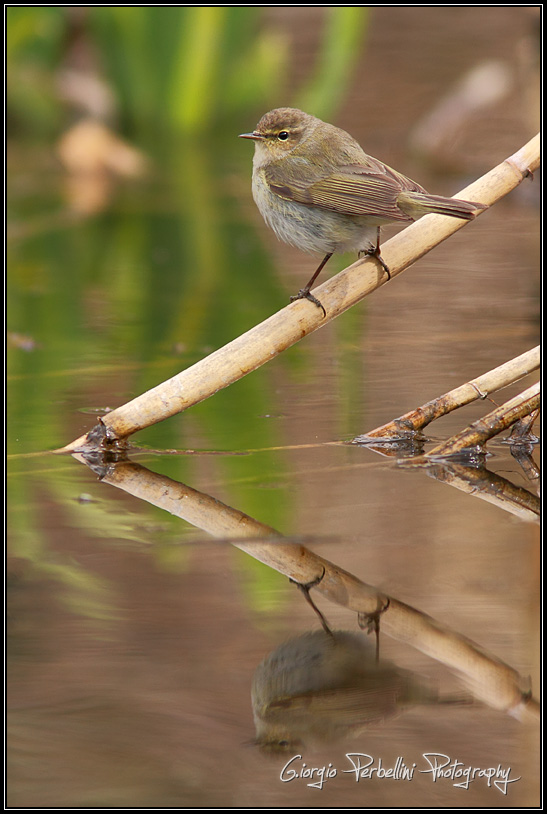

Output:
xmin=238 ymin=131 xmax=264 ymax=140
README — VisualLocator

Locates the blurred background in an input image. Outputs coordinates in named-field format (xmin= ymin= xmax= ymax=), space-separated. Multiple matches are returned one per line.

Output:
xmin=7 ymin=7 xmax=540 ymax=808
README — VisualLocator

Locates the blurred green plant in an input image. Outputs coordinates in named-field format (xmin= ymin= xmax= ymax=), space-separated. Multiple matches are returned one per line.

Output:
xmin=6 ymin=6 xmax=67 ymax=134
xmin=7 ymin=7 xmax=369 ymax=141
xmin=89 ymin=7 xmax=286 ymax=139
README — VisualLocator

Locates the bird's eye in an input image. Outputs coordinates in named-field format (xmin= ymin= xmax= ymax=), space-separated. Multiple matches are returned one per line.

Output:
xmin=277 ymin=131 xmax=289 ymax=141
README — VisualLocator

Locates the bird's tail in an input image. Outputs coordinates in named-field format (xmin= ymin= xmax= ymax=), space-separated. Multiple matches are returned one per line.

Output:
xmin=397 ymin=191 xmax=487 ymax=221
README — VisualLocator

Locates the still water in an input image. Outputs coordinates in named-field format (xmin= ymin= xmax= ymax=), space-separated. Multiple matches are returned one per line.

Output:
xmin=7 ymin=7 xmax=540 ymax=808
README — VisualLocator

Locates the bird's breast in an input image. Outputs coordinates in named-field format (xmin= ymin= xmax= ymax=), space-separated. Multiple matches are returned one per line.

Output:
xmin=251 ymin=170 xmax=380 ymax=255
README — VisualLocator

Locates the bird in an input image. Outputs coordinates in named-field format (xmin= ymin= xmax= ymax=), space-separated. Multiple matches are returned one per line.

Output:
xmin=240 ymin=108 xmax=486 ymax=316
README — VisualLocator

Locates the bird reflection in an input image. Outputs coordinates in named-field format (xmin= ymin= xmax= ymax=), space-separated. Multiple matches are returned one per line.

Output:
xmin=252 ymin=630 xmax=459 ymax=753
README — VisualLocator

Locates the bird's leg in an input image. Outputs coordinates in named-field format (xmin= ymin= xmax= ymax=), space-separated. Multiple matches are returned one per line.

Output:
xmin=359 ymin=228 xmax=391 ymax=280
xmin=289 ymin=253 xmax=332 ymax=317
xmin=290 ymin=566 xmax=333 ymax=636
xmin=358 ymin=597 xmax=391 ymax=662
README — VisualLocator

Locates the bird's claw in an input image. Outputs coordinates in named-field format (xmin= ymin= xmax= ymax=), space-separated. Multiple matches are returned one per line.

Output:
xmin=290 ymin=289 xmax=327 ymax=318
xmin=359 ymin=246 xmax=391 ymax=281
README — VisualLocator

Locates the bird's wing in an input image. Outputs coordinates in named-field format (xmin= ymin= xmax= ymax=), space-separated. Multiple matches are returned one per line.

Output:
xmin=264 ymin=157 xmax=427 ymax=221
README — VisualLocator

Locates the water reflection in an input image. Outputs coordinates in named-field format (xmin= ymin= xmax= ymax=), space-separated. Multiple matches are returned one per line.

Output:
xmin=351 ymin=441 xmax=540 ymax=524
xmin=251 ymin=630 xmax=466 ymax=753
xmin=7 ymin=445 xmax=539 ymax=806
xmin=71 ymin=450 xmax=536 ymax=718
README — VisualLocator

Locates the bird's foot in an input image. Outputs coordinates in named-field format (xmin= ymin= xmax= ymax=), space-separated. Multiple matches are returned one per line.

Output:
xmin=290 ymin=288 xmax=327 ymax=318
xmin=359 ymin=246 xmax=391 ymax=281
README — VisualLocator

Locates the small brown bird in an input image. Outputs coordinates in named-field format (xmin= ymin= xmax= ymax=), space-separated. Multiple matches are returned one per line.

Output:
xmin=240 ymin=108 xmax=486 ymax=316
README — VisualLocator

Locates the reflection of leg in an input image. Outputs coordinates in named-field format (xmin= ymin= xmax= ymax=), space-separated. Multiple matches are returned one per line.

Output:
xmin=290 ymin=567 xmax=333 ymax=636
xmin=358 ymin=597 xmax=391 ymax=662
